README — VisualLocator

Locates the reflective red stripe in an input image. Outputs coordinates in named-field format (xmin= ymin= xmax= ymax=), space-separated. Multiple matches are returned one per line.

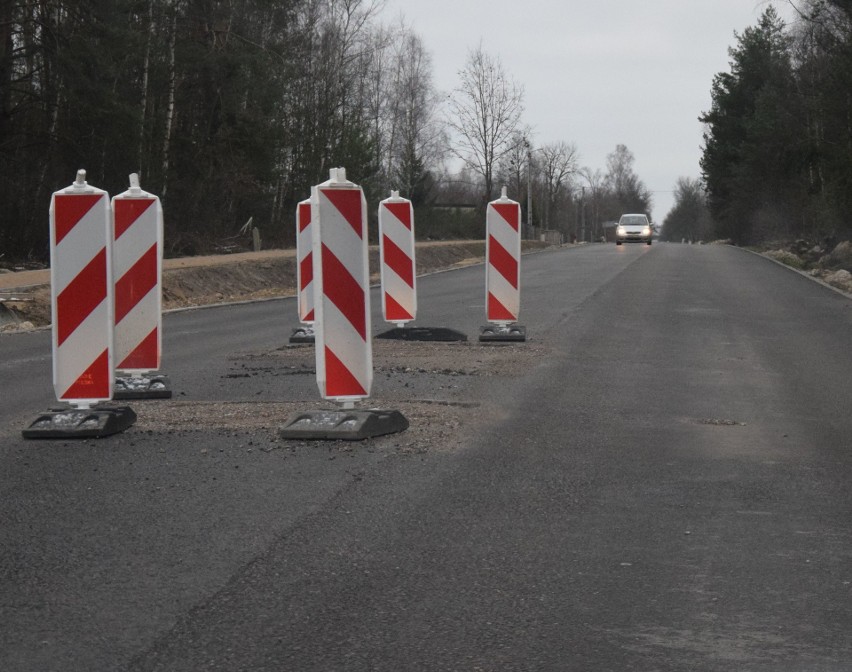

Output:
xmin=54 ymin=194 xmax=103 ymax=245
xmin=114 ymin=198 xmax=155 ymax=239
xmin=299 ymin=252 xmax=313 ymax=289
xmin=492 ymin=202 xmax=520 ymax=231
xmin=118 ymin=327 xmax=158 ymax=370
xmin=384 ymin=293 xmax=413 ymax=322
xmin=322 ymin=189 xmax=363 ymax=238
xmin=56 ymin=248 xmax=107 ymax=346
xmin=488 ymin=235 xmax=518 ymax=289
xmin=488 ymin=292 xmax=516 ymax=321
xmin=321 ymin=243 xmax=366 ymax=340
xmin=61 ymin=349 xmax=110 ymax=400
xmin=298 ymin=202 xmax=311 ymax=232
xmin=115 ymin=243 xmax=157 ymax=324
xmin=382 ymin=234 xmax=414 ymax=288
xmin=325 ymin=346 xmax=367 ymax=397
xmin=384 ymin=201 xmax=412 ymax=230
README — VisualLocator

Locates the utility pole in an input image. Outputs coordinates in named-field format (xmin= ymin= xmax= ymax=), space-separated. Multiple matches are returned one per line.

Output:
xmin=526 ymin=140 xmax=533 ymax=240
xmin=580 ymin=186 xmax=586 ymax=243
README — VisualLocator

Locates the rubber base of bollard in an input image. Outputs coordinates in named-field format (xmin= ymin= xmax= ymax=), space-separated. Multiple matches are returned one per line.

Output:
xmin=279 ymin=408 xmax=408 ymax=441
xmin=376 ymin=326 xmax=467 ymax=342
xmin=22 ymin=405 xmax=137 ymax=439
xmin=289 ymin=326 xmax=315 ymax=344
xmin=113 ymin=373 xmax=172 ymax=400
xmin=479 ymin=324 xmax=527 ymax=342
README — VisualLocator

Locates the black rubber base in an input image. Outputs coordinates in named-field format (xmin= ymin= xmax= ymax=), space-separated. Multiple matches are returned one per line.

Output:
xmin=479 ymin=324 xmax=527 ymax=342
xmin=376 ymin=326 xmax=467 ymax=342
xmin=279 ymin=408 xmax=409 ymax=440
xmin=23 ymin=405 xmax=137 ymax=439
xmin=113 ymin=374 xmax=172 ymax=400
xmin=289 ymin=326 xmax=315 ymax=344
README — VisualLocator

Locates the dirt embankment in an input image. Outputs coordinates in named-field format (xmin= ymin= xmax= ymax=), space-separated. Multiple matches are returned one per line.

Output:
xmin=0 ymin=240 xmax=551 ymax=331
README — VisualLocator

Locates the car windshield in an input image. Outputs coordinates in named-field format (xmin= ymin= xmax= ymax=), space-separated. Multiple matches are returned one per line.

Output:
xmin=621 ymin=216 xmax=647 ymax=225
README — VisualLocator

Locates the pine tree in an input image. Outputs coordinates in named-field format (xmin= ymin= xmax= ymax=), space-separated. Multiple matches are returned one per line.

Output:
xmin=700 ymin=7 xmax=802 ymax=244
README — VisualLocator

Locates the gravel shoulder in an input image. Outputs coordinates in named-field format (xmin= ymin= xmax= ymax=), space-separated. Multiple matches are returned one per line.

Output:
xmin=131 ymin=338 xmax=551 ymax=451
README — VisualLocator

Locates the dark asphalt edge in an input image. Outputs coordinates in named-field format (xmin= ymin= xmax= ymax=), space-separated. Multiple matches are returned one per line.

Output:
xmin=732 ymin=244 xmax=852 ymax=301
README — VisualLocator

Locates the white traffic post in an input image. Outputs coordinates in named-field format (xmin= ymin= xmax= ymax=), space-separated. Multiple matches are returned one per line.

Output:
xmin=50 ymin=171 xmax=114 ymax=406
xmin=111 ymin=174 xmax=171 ymax=399
xmin=278 ymin=168 xmax=408 ymax=440
xmin=297 ymin=196 xmax=315 ymax=323
xmin=289 ymin=194 xmax=315 ymax=343
xmin=24 ymin=170 xmax=136 ymax=438
xmin=312 ymin=168 xmax=372 ymax=405
xmin=481 ymin=186 xmax=526 ymax=342
xmin=378 ymin=191 xmax=416 ymax=328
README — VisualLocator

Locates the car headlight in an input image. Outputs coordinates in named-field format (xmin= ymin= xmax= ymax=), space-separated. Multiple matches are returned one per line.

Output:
xmin=643 ymin=227 xmax=651 ymax=236
xmin=617 ymin=226 xmax=626 ymax=235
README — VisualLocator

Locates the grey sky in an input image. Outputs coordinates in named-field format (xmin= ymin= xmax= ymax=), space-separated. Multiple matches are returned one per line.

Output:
xmin=381 ymin=0 xmax=796 ymax=223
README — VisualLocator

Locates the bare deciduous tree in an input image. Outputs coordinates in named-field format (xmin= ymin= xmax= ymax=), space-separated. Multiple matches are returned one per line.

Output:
xmin=494 ymin=128 xmax=533 ymax=203
xmin=383 ymin=25 xmax=444 ymax=203
xmin=447 ymin=44 xmax=524 ymax=204
xmin=604 ymin=144 xmax=652 ymax=218
xmin=537 ymin=141 xmax=579 ymax=229
xmin=577 ymin=167 xmax=606 ymax=240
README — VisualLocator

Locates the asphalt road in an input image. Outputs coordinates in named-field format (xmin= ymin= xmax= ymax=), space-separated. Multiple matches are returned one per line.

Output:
xmin=2 ymin=243 xmax=851 ymax=671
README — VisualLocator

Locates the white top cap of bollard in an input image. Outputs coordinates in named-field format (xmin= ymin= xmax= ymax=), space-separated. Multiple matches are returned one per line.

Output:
xmin=500 ymin=186 xmax=509 ymax=201
xmin=384 ymin=190 xmax=408 ymax=203
xmin=115 ymin=172 xmax=150 ymax=199
xmin=66 ymin=169 xmax=96 ymax=193
xmin=322 ymin=167 xmax=355 ymax=188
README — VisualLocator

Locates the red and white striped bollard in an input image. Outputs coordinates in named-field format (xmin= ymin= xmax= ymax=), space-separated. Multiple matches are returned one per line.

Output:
xmin=481 ymin=186 xmax=526 ymax=342
xmin=278 ymin=168 xmax=408 ymax=440
xmin=312 ymin=168 xmax=372 ymax=404
xmin=50 ymin=171 xmax=114 ymax=406
xmin=379 ymin=191 xmax=416 ymax=328
xmin=111 ymin=173 xmax=171 ymax=399
xmin=289 ymin=193 xmax=316 ymax=343
xmin=24 ymin=170 xmax=136 ymax=438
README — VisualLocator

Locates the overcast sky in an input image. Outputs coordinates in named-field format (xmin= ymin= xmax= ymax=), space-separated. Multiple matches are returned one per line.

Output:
xmin=380 ymin=0 xmax=798 ymax=223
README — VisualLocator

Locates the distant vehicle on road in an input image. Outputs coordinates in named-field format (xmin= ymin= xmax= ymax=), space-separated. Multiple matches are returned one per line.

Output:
xmin=616 ymin=213 xmax=653 ymax=245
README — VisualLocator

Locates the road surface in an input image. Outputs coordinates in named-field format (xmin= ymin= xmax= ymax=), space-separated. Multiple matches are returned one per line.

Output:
xmin=1 ymin=243 xmax=851 ymax=671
